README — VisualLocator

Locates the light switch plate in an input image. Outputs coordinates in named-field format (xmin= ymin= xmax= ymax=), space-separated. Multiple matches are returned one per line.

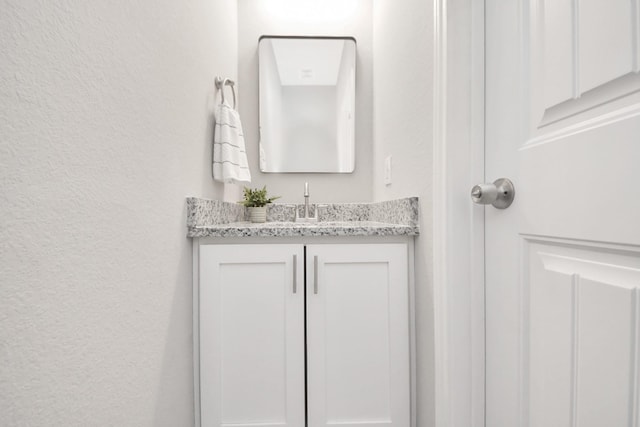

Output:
xmin=384 ymin=156 xmax=392 ymax=185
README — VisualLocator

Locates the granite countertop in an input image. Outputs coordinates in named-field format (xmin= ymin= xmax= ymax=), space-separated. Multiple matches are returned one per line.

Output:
xmin=186 ymin=197 xmax=419 ymax=238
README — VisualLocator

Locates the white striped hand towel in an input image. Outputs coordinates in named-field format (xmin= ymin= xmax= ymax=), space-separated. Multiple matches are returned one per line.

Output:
xmin=213 ymin=102 xmax=251 ymax=184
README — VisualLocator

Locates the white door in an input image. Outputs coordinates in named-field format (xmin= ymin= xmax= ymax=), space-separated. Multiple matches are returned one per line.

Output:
xmin=199 ymin=244 xmax=305 ymax=427
xmin=306 ymin=244 xmax=411 ymax=427
xmin=485 ymin=0 xmax=640 ymax=426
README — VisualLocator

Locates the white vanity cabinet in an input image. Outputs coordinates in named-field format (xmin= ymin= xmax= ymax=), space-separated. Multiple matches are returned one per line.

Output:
xmin=198 ymin=244 xmax=306 ymax=427
xmin=196 ymin=242 xmax=413 ymax=427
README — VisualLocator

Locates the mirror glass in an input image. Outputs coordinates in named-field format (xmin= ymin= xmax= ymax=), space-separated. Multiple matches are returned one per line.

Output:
xmin=258 ymin=36 xmax=356 ymax=173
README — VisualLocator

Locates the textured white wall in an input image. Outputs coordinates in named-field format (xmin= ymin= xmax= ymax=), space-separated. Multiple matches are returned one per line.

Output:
xmin=373 ymin=1 xmax=436 ymax=427
xmin=237 ymin=0 xmax=373 ymax=203
xmin=0 ymin=1 xmax=237 ymax=425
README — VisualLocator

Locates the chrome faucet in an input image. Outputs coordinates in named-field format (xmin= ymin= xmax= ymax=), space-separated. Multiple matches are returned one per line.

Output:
xmin=296 ymin=182 xmax=318 ymax=222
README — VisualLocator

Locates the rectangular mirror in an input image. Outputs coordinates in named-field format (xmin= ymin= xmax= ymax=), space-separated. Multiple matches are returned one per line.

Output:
xmin=258 ymin=36 xmax=356 ymax=173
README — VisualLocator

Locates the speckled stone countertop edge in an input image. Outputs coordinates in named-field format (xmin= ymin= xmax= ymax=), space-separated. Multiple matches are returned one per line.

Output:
xmin=188 ymin=223 xmax=419 ymax=238
xmin=186 ymin=197 xmax=419 ymax=238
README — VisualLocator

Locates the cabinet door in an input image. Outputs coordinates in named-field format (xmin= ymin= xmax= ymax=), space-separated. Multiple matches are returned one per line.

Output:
xmin=199 ymin=244 xmax=305 ymax=427
xmin=306 ymin=244 xmax=411 ymax=427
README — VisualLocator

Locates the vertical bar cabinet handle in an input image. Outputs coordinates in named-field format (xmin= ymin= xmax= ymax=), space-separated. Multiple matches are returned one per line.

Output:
xmin=293 ymin=254 xmax=297 ymax=294
xmin=314 ymin=255 xmax=319 ymax=294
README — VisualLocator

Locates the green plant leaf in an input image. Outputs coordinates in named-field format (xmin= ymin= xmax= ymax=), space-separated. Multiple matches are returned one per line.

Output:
xmin=238 ymin=186 xmax=280 ymax=207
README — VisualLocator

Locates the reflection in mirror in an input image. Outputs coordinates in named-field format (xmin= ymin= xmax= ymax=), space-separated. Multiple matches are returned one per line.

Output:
xmin=259 ymin=36 xmax=356 ymax=173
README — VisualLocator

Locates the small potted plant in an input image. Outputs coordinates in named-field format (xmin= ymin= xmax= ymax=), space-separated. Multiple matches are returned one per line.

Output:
xmin=239 ymin=186 xmax=280 ymax=223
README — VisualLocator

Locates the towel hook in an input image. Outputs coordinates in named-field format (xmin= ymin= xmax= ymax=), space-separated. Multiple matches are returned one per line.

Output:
xmin=215 ymin=76 xmax=237 ymax=109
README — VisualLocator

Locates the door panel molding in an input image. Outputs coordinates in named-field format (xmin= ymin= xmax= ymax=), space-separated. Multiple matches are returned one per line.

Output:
xmin=529 ymin=0 xmax=640 ymax=136
xmin=538 ymin=73 xmax=640 ymax=129
xmin=539 ymin=252 xmax=640 ymax=289
xmin=523 ymin=236 xmax=640 ymax=427
xmin=522 ymin=101 xmax=640 ymax=149
xmin=578 ymin=0 xmax=634 ymax=92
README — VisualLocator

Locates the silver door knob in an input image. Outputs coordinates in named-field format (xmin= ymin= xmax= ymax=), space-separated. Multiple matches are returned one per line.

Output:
xmin=471 ymin=178 xmax=515 ymax=209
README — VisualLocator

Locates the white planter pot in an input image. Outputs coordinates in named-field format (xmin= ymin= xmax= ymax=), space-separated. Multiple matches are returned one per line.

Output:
xmin=249 ymin=206 xmax=267 ymax=223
